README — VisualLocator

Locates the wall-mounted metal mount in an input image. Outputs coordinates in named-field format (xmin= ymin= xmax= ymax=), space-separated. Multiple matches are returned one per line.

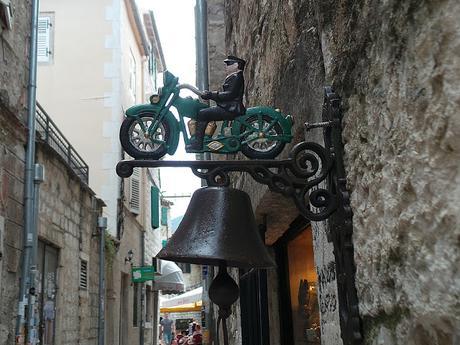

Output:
xmin=116 ymin=87 xmax=363 ymax=345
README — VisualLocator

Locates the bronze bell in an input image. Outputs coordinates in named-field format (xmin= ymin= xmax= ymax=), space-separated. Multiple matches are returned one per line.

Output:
xmin=157 ymin=186 xmax=275 ymax=268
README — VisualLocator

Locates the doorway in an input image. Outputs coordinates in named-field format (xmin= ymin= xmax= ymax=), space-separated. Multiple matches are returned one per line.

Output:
xmin=275 ymin=218 xmax=321 ymax=345
xmin=37 ymin=240 xmax=59 ymax=345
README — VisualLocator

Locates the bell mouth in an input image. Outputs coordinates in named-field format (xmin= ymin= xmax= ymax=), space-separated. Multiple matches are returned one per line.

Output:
xmin=156 ymin=252 xmax=275 ymax=269
xmin=156 ymin=186 xmax=276 ymax=269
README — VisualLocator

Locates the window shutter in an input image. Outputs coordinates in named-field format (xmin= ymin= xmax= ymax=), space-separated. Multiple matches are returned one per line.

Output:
xmin=161 ymin=206 xmax=168 ymax=226
xmin=37 ymin=17 xmax=51 ymax=62
xmin=79 ymin=260 xmax=88 ymax=290
xmin=130 ymin=168 xmax=140 ymax=214
xmin=151 ymin=186 xmax=160 ymax=229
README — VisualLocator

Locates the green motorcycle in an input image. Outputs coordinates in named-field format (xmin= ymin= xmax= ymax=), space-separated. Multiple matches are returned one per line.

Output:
xmin=120 ymin=71 xmax=293 ymax=160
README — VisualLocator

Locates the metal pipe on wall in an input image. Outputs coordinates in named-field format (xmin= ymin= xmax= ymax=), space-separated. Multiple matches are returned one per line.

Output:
xmin=15 ymin=0 xmax=40 ymax=341
xmin=98 ymin=217 xmax=107 ymax=345
xmin=26 ymin=164 xmax=45 ymax=345
xmin=195 ymin=2 xmax=216 ymax=345
xmin=140 ymin=230 xmax=145 ymax=345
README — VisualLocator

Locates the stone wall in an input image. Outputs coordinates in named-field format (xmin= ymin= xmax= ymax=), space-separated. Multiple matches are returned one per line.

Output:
xmin=0 ymin=1 xmax=31 ymax=343
xmin=225 ymin=0 xmax=460 ymax=344
xmin=36 ymin=142 xmax=103 ymax=345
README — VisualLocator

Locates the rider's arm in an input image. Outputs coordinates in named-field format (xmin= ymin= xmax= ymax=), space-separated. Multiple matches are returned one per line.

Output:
xmin=210 ymin=73 xmax=243 ymax=102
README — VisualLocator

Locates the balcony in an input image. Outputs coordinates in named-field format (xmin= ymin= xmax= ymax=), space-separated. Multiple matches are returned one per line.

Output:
xmin=35 ymin=102 xmax=89 ymax=184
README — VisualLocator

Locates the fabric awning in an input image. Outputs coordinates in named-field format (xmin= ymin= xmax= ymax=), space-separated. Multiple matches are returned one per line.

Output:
xmin=152 ymin=260 xmax=185 ymax=292
xmin=161 ymin=286 xmax=203 ymax=308
xmin=160 ymin=301 xmax=202 ymax=313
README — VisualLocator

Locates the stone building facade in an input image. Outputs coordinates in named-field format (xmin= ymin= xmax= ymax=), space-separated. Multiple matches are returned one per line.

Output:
xmin=205 ymin=0 xmax=460 ymax=345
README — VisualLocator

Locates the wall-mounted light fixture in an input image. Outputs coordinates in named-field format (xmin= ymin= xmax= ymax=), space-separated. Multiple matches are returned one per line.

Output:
xmin=125 ymin=249 xmax=134 ymax=265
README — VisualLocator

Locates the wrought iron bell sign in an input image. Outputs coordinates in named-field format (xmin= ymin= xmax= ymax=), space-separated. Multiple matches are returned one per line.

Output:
xmin=117 ymin=88 xmax=364 ymax=345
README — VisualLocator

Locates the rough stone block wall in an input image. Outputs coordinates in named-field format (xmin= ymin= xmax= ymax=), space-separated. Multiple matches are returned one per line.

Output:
xmin=225 ymin=0 xmax=460 ymax=344
xmin=0 ymin=0 xmax=30 ymax=124
xmin=37 ymin=143 xmax=102 ymax=345
xmin=0 ymin=1 xmax=31 ymax=343
xmin=0 ymin=110 xmax=26 ymax=345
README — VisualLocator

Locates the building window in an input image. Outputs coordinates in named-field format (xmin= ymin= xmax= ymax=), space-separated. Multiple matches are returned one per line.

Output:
xmin=38 ymin=13 xmax=54 ymax=63
xmin=130 ymin=168 xmax=140 ymax=214
xmin=0 ymin=0 xmax=12 ymax=30
xmin=177 ymin=262 xmax=191 ymax=274
xmin=79 ymin=260 xmax=88 ymax=290
xmin=129 ymin=50 xmax=136 ymax=99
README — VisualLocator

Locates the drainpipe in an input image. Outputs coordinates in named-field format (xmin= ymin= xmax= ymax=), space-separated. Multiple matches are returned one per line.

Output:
xmin=195 ymin=2 xmax=216 ymax=344
xmin=98 ymin=217 xmax=107 ymax=345
xmin=140 ymin=231 xmax=145 ymax=345
xmin=26 ymin=164 xmax=45 ymax=345
xmin=15 ymin=0 xmax=40 ymax=341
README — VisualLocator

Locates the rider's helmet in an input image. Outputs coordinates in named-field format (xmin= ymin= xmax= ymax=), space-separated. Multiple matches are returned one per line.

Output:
xmin=224 ymin=55 xmax=246 ymax=70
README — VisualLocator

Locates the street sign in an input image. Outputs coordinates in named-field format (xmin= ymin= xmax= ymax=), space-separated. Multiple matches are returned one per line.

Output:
xmin=131 ymin=266 xmax=155 ymax=283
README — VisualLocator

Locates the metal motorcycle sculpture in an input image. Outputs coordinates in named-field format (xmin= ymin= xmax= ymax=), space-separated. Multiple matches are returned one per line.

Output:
xmin=120 ymin=71 xmax=293 ymax=160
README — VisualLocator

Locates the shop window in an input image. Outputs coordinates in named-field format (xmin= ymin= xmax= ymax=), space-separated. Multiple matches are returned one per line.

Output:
xmin=286 ymin=228 xmax=320 ymax=344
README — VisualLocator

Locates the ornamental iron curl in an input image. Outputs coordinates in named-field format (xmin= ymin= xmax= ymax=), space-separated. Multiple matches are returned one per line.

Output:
xmin=116 ymin=140 xmax=336 ymax=222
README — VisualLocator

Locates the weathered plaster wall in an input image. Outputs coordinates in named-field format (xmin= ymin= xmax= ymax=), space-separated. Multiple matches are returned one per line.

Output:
xmin=225 ymin=0 xmax=460 ymax=344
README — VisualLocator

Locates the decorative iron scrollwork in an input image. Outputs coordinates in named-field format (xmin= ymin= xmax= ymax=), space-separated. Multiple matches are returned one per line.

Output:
xmin=322 ymin=87 xmax=363 ymax=344
xmin=117 ymin=140 xmax=336 ymax=221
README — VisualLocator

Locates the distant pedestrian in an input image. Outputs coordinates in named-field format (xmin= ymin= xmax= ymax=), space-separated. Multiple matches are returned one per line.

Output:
xmin=160 ymin=313 xmax=175 ymax=345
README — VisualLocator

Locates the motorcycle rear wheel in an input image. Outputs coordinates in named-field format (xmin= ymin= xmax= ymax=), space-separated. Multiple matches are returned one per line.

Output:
xmin=240 ymin=115 xmax=286 ymax=159
xmin=120 ymin=115 xmax=169 ymax=159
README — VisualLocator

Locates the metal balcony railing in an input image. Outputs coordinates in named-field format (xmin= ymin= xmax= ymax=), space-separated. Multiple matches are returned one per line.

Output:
xmin=35 ymin=103 xmax=89 ymax=184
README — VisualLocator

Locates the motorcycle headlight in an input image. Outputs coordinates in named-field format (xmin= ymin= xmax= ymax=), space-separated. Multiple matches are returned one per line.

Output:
xmin=150 ymin=94 xmax=160 ymax=104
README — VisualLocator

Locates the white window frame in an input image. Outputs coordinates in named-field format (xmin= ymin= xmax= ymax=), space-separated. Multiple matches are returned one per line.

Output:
xmin=129 ymin=50 xmax=137 ymax=100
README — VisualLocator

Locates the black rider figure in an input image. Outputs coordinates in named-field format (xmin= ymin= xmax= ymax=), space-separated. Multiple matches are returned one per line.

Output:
xmin=186 ymin=55 xmax=246 ymax=151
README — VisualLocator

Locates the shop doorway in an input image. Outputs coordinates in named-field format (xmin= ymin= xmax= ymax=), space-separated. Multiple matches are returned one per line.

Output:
xmin=37 ymin=240 xmax=59 ymax=345
xmin=275 ymin=218 xmax=321 ymax=345
xmin=239 ymin=267 xmax=270 ymax=345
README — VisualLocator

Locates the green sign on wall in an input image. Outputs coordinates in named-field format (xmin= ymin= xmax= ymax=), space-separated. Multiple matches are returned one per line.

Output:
xmin=131 ymin=266 xmax=155 ymax=283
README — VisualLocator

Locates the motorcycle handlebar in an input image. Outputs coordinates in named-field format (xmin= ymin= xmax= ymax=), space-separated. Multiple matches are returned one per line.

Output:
xmin=177 ymin=84 xmax=205 ymax=97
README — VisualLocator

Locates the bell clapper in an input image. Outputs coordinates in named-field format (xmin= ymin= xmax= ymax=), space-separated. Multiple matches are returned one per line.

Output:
xmin=209 ymin=265 xmax=239 ymax=345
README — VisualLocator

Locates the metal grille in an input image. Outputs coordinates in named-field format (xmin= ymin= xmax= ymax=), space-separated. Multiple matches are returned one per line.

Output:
xmin=35 ymin=103 xmax=89 ymax=184
xmin=79 ymin=260 xmax=88 ymax=290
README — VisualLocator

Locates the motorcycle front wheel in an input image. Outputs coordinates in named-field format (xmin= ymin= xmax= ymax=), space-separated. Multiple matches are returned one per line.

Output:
xmin=120 ymin=115 xmax=170 ymax=159
xmin=240 ymin=115 xmax=286 ymax=159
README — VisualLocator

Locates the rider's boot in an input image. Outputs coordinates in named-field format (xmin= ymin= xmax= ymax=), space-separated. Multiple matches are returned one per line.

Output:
xmin=186 ymin=121 xmax=206 ymax=152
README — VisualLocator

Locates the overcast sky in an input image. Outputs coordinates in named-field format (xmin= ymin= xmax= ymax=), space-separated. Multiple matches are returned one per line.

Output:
xmin=138 ymin=0 xmax=202 ymax=219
